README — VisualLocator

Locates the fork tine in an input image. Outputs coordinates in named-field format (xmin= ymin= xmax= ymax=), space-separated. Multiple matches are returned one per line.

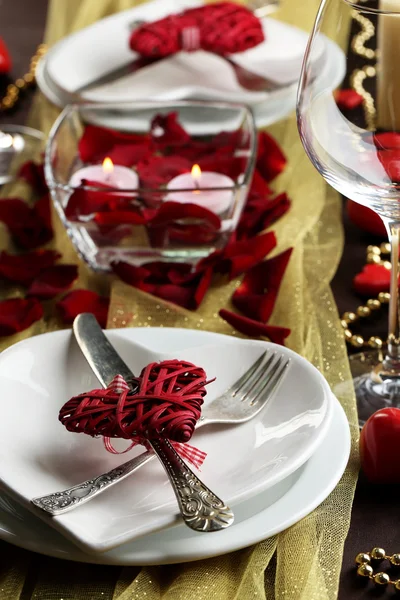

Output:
xmin=250 ymin=357 xmax=290 ymax=406
xmin=230 ymin=351 xmax=269 ymax=397
xmin=237 ymin=352 xmax=276 ymax=402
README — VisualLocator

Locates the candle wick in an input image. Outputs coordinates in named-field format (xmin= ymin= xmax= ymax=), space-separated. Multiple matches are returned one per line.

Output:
xmin=193 ymin=178 xmax=200 ymax=190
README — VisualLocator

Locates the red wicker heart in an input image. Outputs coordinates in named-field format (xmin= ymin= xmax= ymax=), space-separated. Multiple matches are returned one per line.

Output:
xmin=59 ymin=359 xmax=209 ymax=444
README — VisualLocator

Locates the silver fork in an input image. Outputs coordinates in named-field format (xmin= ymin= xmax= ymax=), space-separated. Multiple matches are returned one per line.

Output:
xmin=32 ymin=346 xmax=289 ymax=517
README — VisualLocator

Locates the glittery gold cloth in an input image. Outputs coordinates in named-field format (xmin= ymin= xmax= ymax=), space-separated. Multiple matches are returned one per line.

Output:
xmin=0 ymin=1 xmax=359 ymax=598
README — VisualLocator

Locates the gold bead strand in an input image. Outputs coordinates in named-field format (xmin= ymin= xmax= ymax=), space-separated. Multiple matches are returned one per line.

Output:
xmin=355 ymin=549 xmax=400 ymax=589
xmin=0 ymin=44 xmax=47 ymax=112
xmin=342 ymin=243 xmax=393 ymax=348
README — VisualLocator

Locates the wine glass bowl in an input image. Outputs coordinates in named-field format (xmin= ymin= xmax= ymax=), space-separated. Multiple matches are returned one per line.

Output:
xmin=297 ymin=0 xmax=400 ymax=425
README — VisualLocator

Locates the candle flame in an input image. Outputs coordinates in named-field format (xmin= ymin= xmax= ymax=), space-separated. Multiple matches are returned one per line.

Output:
xmin=102 ymin=157 xmax=114 ymax=174
xmin=191 ymin=164 xmax=201 ymax=181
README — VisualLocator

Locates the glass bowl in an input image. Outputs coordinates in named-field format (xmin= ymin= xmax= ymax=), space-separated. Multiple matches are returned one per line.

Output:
xmin=45 ymin=100 xmax=257 ymax=271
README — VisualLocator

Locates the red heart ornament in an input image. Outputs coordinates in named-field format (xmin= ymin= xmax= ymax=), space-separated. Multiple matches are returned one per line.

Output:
xmin=0 ymin=37 xmax=12 ymax=74
xmin=59 ymin=359 xmax=209 ymax=444
xmin=360 ymin=408 xmax=400 ymax=483
xmin=353 ymin=263 xmax=392 ymax=296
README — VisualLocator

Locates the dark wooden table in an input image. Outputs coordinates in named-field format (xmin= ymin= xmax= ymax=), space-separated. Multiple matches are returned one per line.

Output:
xmin=1 ymin=0 xmax=398 ymax=597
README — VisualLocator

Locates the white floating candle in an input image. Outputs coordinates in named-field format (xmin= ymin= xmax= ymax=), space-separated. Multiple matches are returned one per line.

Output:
xmin=166 ymin=164 xmax=234 ymax=215
xmin=69 ymin=157 xmax=139 ymax=189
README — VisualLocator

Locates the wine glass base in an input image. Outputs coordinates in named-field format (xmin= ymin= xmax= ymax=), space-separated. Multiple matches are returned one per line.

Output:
xmin=347 ymin=348 xmax=400 ymax=428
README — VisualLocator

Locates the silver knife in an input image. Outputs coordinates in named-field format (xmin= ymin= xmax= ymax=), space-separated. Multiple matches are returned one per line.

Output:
xmin=32 ymin=313 xmax=234 ymax=532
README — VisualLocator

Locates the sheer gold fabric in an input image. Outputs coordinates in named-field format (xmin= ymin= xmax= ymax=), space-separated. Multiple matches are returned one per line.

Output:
xmin=0 ymin=1 xmax=359 ymax=598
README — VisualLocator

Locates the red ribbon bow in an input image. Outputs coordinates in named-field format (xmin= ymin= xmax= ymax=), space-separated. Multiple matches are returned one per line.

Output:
xmin=129 ymin=2 xmax=265 ymax=58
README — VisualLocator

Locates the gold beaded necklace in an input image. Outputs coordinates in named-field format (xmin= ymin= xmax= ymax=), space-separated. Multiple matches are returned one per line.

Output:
xmin=341 ymin=243 xmax=391 ymax=349
xmin=0 ymin=44 xmax=47 ymax=112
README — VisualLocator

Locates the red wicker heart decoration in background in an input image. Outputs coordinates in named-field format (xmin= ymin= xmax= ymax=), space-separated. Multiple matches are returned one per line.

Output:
xmin=59 ymin=359 xmax=210 ymax=444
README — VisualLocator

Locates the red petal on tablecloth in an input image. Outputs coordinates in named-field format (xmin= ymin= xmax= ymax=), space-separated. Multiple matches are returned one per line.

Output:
xmin=0 ymin=297 xmax=43 ymax=336
xmin=256 ymin=131 xmax=287 ymax=183
xmin=57 ymin=289 xmax=110 ymax=328
xmin=0 ymin=249 xmax=61 ymax=284
xmin=198 ymin=230 xmax=277 ymax=279
xmin=377 ymin=149 xmax=400 ymax=182
xmin=0 ymin=195 xmax=53 ymax=249
xmin=232 ymin=248 xmax=293 ymax=322
xmin=27 ymin=264 xmax=79 ymax=299
xmin=112 ymin=260 xmax=213 ymax=310
xmin=151 ymin=112 xmax=191 ymax=150
xmin=18 ymin=160 xmax=48 ymax=195
xmin=78 ymin=124 xmax=150 ymax=163
xmin=219 ymin=309 xmax=291 ymax=345
xmin=353 ymin=263 xmax=392 ymax=296
xmin=373 ymin=132 xmax=400 ymax=150
xmin=238 ymin=192 xmax=291 ymax=239
xmin=336 ymin=89 xmax=363 ymax=110
xmin=136 ymin=155 xmax=192 ymax=188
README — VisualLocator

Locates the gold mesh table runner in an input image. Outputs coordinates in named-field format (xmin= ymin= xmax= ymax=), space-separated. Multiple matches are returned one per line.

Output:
xmin=0 ymin=1 xmax=359 ymax=598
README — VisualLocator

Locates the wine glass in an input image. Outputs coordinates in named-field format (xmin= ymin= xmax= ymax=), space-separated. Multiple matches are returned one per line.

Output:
xmin=297 ymin=0 xmax=400 ymax=426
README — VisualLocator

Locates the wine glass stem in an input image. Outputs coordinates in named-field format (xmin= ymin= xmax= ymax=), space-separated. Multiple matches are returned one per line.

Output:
xmin=383 ymin=220 xmax=400 ymax=373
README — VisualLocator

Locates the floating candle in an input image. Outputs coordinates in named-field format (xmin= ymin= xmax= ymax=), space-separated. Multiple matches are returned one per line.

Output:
xmin=69 ymin=157 xmax=139 ymax=189
xmin=166 ymin=164 xmax=234 ymax=215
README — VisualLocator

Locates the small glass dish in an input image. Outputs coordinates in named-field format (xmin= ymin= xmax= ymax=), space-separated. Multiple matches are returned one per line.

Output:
xmin=45 ymin=100 xmax=257 ymax=271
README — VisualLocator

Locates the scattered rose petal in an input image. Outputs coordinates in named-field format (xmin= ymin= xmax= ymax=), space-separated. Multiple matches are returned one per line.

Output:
xmin=219 ymin=309 xmax=291 ymax=345
xmin=198 ymin=231 xmax=277 ymax=279
xmin=0 ymin=297 xmax=43 ymax=336
xmin=353 ymin=263 xmax=392 ymax=296
xmin=256 ymin=131 xmax=287 ymax=183
xmin=27 ymin=264 xmax=79 ymax=299
xmin=111 ymin=260 xmax=213 ymax=310
xmin=0 ymin=195 xmax=53 ymax=249
xmin=336 ymin=89 xmax=363 ymax=110
xmin=57 ymin=289 xmax=110 ymax=328
xmin=232 ymin=248 xmax=293 ymax=321
xmin=0 ymin=249 xmax=61 ymax=284
xmin=18 ymin=160 xmax=48 ymax=195
xmin=238 ymin=192 xmax=291 ymax=239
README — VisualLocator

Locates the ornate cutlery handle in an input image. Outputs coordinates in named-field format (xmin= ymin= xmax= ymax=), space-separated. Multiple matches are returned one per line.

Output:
xmin=149 ymin=438 xmax=234 ymax=532
xmin=31 ymin=451 xmax=154 ymax=516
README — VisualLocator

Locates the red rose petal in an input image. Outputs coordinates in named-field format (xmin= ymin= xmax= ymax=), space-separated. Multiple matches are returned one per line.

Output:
xmin=94 ymin=211 xmax=146 ymax=226
xmin=0 ymin=298 xmax=43 ymax=336
xmin=0 ymin=249 xmax=61 ymax=284
xmin=111 ymin=262 xmax=150 ymax=287
xmin=232 ymin=248 xmax=293 ymax=322
xmin=238 ymin=192 xmax=291 ymax=239
xmin=151 ymin=112 xmax=190 ymax=150
xmin=78 ymin=125 xmax=150 ymax=163
xmin=27 ymin=264 xmax=79 ymax=299
xmin=336 ymin=89 xmax=363 ymax=110
xmin=218 ymin=230 xmax=277 ymax=279
xmin=57 ymin=290 xmax=110 ymax=328
xmin=0 ymin=37 xmax=12 ymax=74
xmin=149 ymin=201 xmax=221 ymax=230
xmin=256 ymin=131 xmax=287 ymax=183
xmin=373 ymin=132 xmax=400 ymax=150
xmin=219 ymin=309 xmax=291 ymax=345
xmin=0 ymin=195 xmax=53 ymax=249
xmin=136 ymin=155 xmax=192 ymax=188
xmin=18 ymin=160 xmax=48 ymax=195
xmin=353 ymin=263 xmax=392 ymax=296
